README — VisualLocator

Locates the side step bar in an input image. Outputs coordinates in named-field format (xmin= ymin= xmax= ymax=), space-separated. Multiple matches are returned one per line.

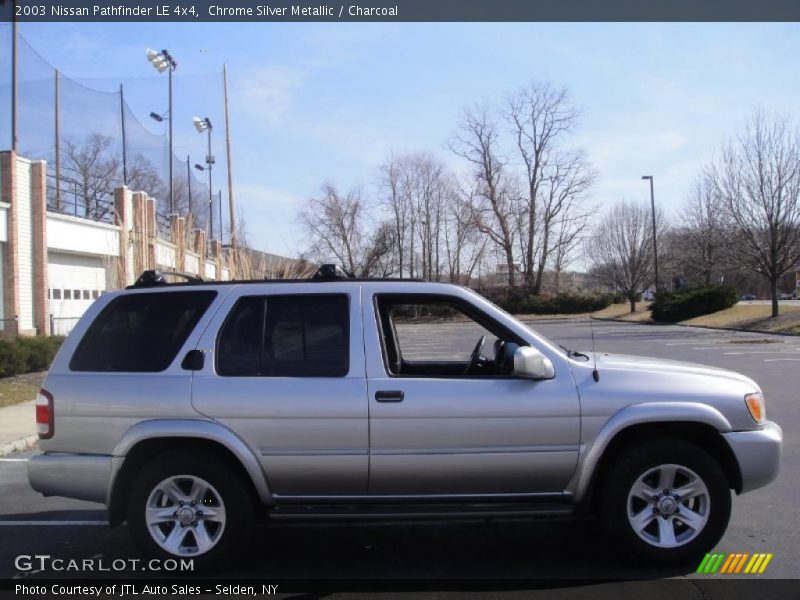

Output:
xmin=268 ymin=502 xmax=575 ymax=522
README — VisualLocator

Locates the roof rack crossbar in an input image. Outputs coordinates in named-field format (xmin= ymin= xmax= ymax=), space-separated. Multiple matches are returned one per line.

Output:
xmin=130 ymin=270 xmax=203 ymax=288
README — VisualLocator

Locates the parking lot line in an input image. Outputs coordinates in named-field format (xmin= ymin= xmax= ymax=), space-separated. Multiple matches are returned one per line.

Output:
xmin=723 ymin=351 xmax=800 ymax=355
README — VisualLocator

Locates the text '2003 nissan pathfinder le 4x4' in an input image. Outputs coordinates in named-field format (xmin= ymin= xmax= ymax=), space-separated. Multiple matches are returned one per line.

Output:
xmin=28 ymin=267 xmax=782 ymax=569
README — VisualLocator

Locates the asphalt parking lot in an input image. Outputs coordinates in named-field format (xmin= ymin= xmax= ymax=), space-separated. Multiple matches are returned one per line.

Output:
xmin=0 ymin=319 xmax=797 ymax=595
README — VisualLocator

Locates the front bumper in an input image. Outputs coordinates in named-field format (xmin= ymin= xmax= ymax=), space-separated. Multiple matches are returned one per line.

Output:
xmin=723 ymin=420 xmax=782 ymax=494
xmin=28 ymin=452 xmax=112 ymax=504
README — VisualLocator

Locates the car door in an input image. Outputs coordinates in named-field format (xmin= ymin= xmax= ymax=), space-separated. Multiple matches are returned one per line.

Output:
xmin=362 ymin=284 xmax=581 ymax=496
xmin=191 ymin=283 xmax=369 ymax=497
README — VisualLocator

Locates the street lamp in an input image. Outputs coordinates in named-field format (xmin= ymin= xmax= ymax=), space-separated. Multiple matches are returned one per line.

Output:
xmin=146 ymin=48 xmax=177 ymax=213
xmin=193 ymin=117 xmax=214 ymax=239
xmin=641 ymin=175 xmax=660 ymax=295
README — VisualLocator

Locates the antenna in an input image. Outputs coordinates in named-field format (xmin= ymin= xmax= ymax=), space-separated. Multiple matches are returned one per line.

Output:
xmin=581 ymin=239 xmax=600 ymax=382
xmin=589 ymin=313 xmax=600 ymax=382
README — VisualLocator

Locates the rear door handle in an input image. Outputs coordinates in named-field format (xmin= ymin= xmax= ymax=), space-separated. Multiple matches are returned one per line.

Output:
xmin=375 ymin=390 xmax=404 ymax=402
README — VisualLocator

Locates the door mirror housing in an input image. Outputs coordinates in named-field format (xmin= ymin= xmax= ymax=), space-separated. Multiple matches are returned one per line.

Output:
xmin=513 ymin=346 xmax=555 ymax=380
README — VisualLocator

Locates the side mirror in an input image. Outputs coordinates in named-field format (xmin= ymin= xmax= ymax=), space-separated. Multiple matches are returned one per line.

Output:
xmin=513 ymin=346 xmax=555 ymax=380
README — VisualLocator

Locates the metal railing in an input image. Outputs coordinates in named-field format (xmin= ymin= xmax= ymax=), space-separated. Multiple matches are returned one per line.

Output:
xmin=49 ymin=315 xmax=80 ymax=337
xmin=46 ymin=173 xmax=116 ymax=225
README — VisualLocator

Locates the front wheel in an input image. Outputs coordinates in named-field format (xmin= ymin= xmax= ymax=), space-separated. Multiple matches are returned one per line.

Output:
xmin=599 ymin=439 xmax=731 ymax=565
xmin=127 ymin=449 xmax=254 ymax=570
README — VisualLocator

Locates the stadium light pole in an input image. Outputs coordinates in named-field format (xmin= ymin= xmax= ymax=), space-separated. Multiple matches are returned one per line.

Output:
xmin=146 ymin=48 xmax=177 ymax=213
xmin=194 ymin=164 xmax=211 ymax=238
xmin=186 ymin=155 xmax=192 ymax=216
xmin=194 ymin=117 xmax=214 ymax=239
xmin=641 ymin=175 xmax=660 ymax=295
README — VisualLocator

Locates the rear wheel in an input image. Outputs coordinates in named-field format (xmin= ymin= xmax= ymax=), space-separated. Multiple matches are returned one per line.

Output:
xmin=599 ymin=439 xmax=731 ymax=564
xmin=127 ymin=449 xmax=254 ymax=570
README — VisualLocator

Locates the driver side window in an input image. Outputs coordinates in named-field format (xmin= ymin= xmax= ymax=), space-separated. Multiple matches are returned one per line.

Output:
xmin=376 ymin=295 xmax=520 ymax=378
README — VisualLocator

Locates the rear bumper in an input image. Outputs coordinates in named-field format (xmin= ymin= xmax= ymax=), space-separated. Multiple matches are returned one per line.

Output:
xmin=723 ymin=420 xmax=782 ymax=494
xmin=27 ymin=452 xmax=112 ymax=504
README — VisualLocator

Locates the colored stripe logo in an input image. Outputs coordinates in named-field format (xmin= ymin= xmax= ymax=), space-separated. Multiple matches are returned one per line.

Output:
xmin=697 ymin=552 xmax=773 ymax=574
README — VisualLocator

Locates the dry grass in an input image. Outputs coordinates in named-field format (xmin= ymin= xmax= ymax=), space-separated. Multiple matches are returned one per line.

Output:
xmin=516 ymin=312 xmax=593 ymax=320
xmin=684 ymin=303 xmax=800 ymax=333
xmin=592 ymin=302 xmax=653 ymax=321
xmin=0 ymin=377 xmax=41 ymax=408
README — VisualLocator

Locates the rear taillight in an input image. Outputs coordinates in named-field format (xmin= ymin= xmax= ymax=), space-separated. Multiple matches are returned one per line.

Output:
xmin=36 ymin=389 xmax=54 ymax=439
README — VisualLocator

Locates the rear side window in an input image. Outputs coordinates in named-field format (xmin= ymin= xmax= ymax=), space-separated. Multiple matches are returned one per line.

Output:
xmin=70 ymin=291 xmax=217 ymax=372
xmin=217 ymin=294 xmax=349 ymax=377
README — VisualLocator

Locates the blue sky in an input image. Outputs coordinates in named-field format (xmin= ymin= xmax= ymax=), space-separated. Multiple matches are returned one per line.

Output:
xmin=7 ymin=22 xmax=800 ymax=256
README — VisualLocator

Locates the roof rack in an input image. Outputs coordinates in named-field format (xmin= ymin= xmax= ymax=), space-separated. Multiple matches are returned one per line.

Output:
xmin=312 ymin=264 xmax=355 ymax=280
xmin=129 ymin=270 xmax=203 ymax=288
xmin=124 ymin=265 xmax=425 ymax=289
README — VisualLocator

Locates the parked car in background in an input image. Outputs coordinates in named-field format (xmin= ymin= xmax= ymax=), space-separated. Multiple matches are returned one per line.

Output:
xmin=779 ymin=292 xmax=794 ymax=300
xmin=27 ymin=267 xmax=782 ymax=569
xmin=740 ymin=294 xmax=756 ymax=301
xmin=641 ymin=290 xmax=655 ymax=301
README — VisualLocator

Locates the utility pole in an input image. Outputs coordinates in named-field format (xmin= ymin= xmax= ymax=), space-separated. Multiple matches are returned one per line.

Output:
xmin=119 ymin=84 xmax=128 ymax=185
xmin=642 ymin=175 xmax=660 ymax=294
xmin=54 ymin=69 xmax=61 ymax=209
xmin=11 ymin=20 xmax=18 ymax=151
xmin=186 ymin=155 xmax=192 ymax=216
xmin=223 ymin=64 xmax=237 ymax=250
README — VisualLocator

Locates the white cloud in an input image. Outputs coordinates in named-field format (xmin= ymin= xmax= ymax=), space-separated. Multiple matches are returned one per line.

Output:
xmin=239 ymin=66 xmax=306 ymax=127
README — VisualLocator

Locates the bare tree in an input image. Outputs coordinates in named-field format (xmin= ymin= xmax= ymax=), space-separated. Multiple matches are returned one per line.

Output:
xmin=678 ymin=175 xmax=728 ymax=286
xmin=443 ymin=180 xmax=487 ymax=284
xmin=298 ymin=183 xmax=393 ymax=277
xmin=507 ymin=82 xmax=593 ymax=292
xmin=378 ymin=155 xmax=413 ymax=277
xmin=708 ymin=111 xmax=800 ymax=317
xmin=451 ymin=104 xmax=519 ymax=287
xmin=592 ymin=200 xmax=663 ymax=312
xmin=127 ymin=152 xmax=164 ymax=201
xmin=551 ymin=205 xmax=593 ymax=293
xmin=61 ymin=133 xmax=120 ymax=219
xmin=532 ymin=149 xmax=595 ymax=292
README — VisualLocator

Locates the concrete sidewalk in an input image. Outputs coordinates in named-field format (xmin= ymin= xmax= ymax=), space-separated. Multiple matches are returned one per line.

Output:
xmin=0 ymin=400 xmax=37 ymax=457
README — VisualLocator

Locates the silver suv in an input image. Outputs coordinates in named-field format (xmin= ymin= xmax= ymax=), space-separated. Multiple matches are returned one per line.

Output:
xmin=28 ymin=268 xmax=782 ymax=568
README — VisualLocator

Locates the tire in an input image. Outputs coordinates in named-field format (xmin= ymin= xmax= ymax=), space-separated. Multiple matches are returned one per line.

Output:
xmin=598 ymin=438 xmax=731 ymax=565
xmin=127 ymin=449 xmax=254 ymax=570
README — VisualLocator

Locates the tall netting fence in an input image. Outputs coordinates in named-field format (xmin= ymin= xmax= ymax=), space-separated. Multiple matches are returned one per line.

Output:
xmin=0 ymin=25 xmax=229 ymax=241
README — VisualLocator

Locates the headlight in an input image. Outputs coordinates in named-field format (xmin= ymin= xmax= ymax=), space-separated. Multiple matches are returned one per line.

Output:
xmin=745 ymin=392 xmax=765 ymax=424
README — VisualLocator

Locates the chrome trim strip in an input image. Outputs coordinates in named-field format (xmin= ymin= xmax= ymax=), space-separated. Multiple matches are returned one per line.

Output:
xmin=371 ymin=444 xmax=580 ymax=456
xmin=260 ymin=444 xmax=579 ymax=457
xmin=260 ymin=448 xmax=368 ymax=456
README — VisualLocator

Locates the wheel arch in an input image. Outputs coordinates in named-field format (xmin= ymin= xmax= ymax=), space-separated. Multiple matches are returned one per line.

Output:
xmin=571 ymin=402 xmax=742 ymax=510
xmin=107 ymin=420 xmax=271 ymax=526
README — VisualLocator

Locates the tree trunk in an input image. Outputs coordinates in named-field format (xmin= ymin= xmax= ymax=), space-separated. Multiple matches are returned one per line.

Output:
xmin=629 ymin=296 xmax=636 ymax=313
xmin=505 ymin=246 xmax=516 ymax=288
xmin=770 ymin=276 xmax=780 ymax=318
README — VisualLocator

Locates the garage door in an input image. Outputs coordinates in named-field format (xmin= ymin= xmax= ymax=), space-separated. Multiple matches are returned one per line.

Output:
xmin=47 ymin=252 xmax=108 ymax=335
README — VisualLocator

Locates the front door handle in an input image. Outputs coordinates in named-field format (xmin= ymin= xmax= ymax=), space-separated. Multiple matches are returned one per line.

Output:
xmin=375 ymin=390 xmax=404 ymax=402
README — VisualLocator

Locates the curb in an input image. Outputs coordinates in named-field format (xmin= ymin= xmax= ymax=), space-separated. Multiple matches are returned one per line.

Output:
xmin=0 ymin=434 xmax=38 ymax=458
xmin=590 ymin=315 xmax=800 ymax=337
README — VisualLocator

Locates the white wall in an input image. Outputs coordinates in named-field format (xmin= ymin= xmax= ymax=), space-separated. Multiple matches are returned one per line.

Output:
xmin=47 ymin=213 xmax=119 ymax=257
